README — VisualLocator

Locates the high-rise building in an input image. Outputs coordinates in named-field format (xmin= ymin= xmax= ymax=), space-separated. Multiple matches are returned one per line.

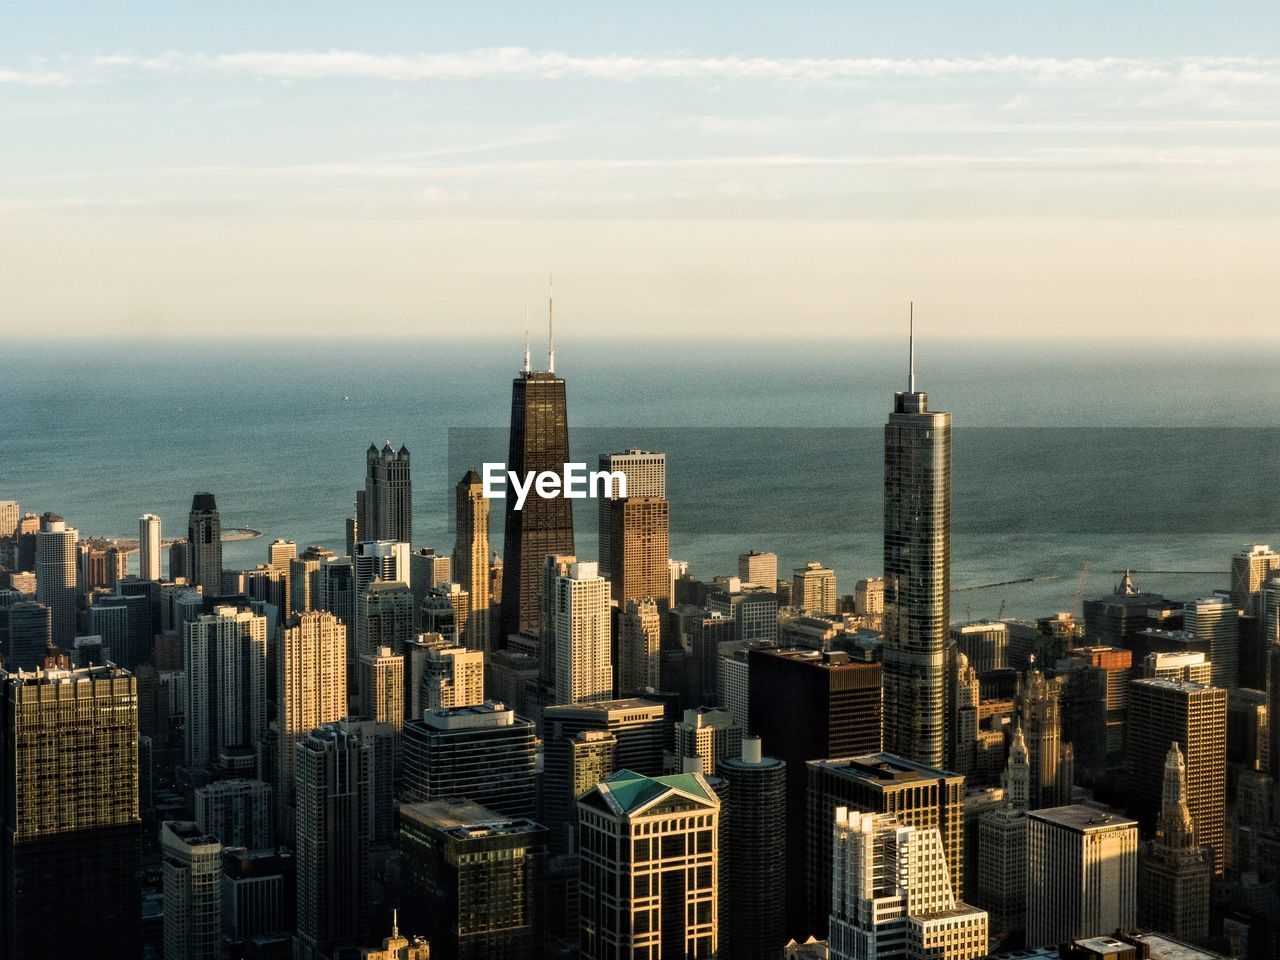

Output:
xmin=161 ymin=820 xmax=222 ymax=960
xmin=361 ymin=914 xmax=432 ymax=960
xmin=139 ymin=513 xmax=163 ymax=581
xmin=194 ymin=777 xmax=273 ymax=850
xmin=829 ymin=809 xmax=988 ymax=960
xmin=453 ymin=469 xmax=491 ymax=653
xmin=76 ymin=539 xmax=128 ymax=592
xmin=708 ymin=583 xmax=779 ymax=644
xmin=408 ymin=547 xmax=451 ymax=630
xmin=422 ymin=582 xmax=469 ymax=644
xmin=1143 ymin=650 xmax=1213 ymax=683
xmin=34 ymin=512 xmax=77 ymax=645
xmin=357 ymin=579 xmax=414 ymax=663
xmin=402 ymin=701 xmax=537 ymax=818
xmin=1127 ymin=677 xmax=1227 ymax=874
xmin=1059 ymin=645 xmax=1133 ymax=781
xmin=1138 ymin=743 xmax=1211 ymax=942
xmin=5 ymin=600 xmax=51 ymax=670
xmin=597 ymin=448 xmax=665 ymax=575
xmin=359 ymin=442 xmax=412 ymax=545
xmin=353 ymin=540 xmax=410 ymax=598
xmin=674 ymin=706 xmax=742 ymax=775
xmin=807 ymin=753 xmax=965 ymax=939
xmin=607 ymin=497 xmax=671 ymax=611
xmin=1083 ymin=571 xmax=1182 ymax=647
xmin=400 ymin=798 xmax=546 ymax=960
xmin=1 ymin=664 xmax=141 ymax=960
xmin=792 ymin=562 xmax=837 ymax=615
xmin=1026 ymin=804 xmax=1138 ymax=947
xmin=542 ymin=698 xmax=668 ymax=778
xmin=183 ymin=605 xmax=268 ymax=768
xmin=976 ymin=725 xmax=1031 ymax=941
xmin=1019 ymin=668 xmax=1075 ymax=809
xmin=1184 ymin=593 xmax=1239 ymax=689
xmin=951 ymin=619 xmax=1009 ymax=673
xmin=220 ymin=846 xmax=294 ymax=948
xmin=551 ymin=560 xmax=612 ymax=705
xmin=168 ymin=539 xmax=190 ymax=582
xmin=318 ymin=555 xmax=356 ymax=636
xmin=498 ymin=325 xmax=574 ymax=643
xmin=578 ymin=769 xmax=720 ymax=960
xmin=420 ymin=642 xmax=485 ymax=711
xmin=748 ymin=648 xmax=882 ymax=935
xmin=738 ymin=550 xmax=779 ymax=590
xmin=294 ymin=723 xmax=372 ymax=960
xmin=1232 ymin=544 xmax=1279 ymax=615
xmin=0 ymin=501 xmax=16 ymax=540
xmin=289 ymin=545 xmax=336 ymax=616
xmin=882 ymin=328 xmax=951 ymax=768
xmin=542 ymin=728 xmax=616 ymax=853
xmin=187 ymin=493 xmax=223 ymax=598
xmin=854 ymin=576 xmax=885 ymax=621
xmin=718 ymin=737 xmax=787 ymax=960
xmin=617 ymin=597 xmax=662 ymax=694
xmin=360 ymin=645 xmax=404 ymax=737
xmin=278 ymin=611 xmax=348 ymax=814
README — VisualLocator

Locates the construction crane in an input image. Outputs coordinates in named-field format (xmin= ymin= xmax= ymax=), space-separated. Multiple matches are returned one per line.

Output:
xmin=1073 ymin=559 xmax=1091 ymax=613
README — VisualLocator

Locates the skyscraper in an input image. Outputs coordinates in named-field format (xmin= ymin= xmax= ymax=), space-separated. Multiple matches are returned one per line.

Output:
xmin=5 ymin=600 xmax=51 ymax=670
xmin=551 ymin=560 xmax=613 ymax=705
xmin=353 ymin=539 xmax=411 ymax=597
xmin=359 ymin=441 xmax=412 ymax=545
xmin=139 ymin=513 xmax=162 ymax=581
xmin=1138 ymin=743 xmax=1211 ymax=943
xmin=1184 ymin=593 xmax=1239 ymax=689
xmin=674 ymin=706 xmax=742 ymax=775
xmin=1026 ymin=804 xmax=1138 ymax=947
xmin=828 ymin=810 xmax=988 ymax=960
xmin=541 ymin=728 xmax=616 ymax=853
xmin=408 ymin=547 xmax=451 ymax=630
xmin=1 ymin=664 xmax=142 ymax=960
xmin=278 ymin=611 xmax=348 ymax=814
xmin=792 ymin=562 xmax=837 ymax=614
xmin=183 ymin=605 xmax=268 ymax=767
xmin=356 ymin=580 xmax=414 ymax=664
xmin=717 ymin=737 xmax=787 ymax=960
xmin=578 ymin=769 xmax=720 ymax=960
xmin=187 ymin=493 xmax=223 ymax=598
xmin=882 ymin=316 xmax=952 ymax=768
xmin=1232 ymin=544 xmax=1279 ymax=615
xmin=1127 ymin=677 xmax=1227 ymax=874
xmin=598 ymin=449 xmax=670 ymax=609
xmin=542 ymin=698 xmax=668 ymax=778
xmin=976 ymin=725 xmax=1031 ymax=941
xmin=359 ymin=645 xmax=405 ymax=737
xmin=453 ymin=468 xmax=492 ymax=653
xmin=1019 ymin=668 xmax=1075 ymax=809
xmin=738 ymin=550 xmax=779 ymax=590
xmin=161 ymin=820 xmax=223 ymax=960
xmin=34 ymin=512 xmax=77 ymax=645
xmin=420 ymin=642 xmax=486 ymax=711
xmin=617 ymin=597 xmax=662 ymax=693
xmin=499 ymin=305 xmax=574 ymax=643
xmin=294 ymin=723 xmax=371 ymax=960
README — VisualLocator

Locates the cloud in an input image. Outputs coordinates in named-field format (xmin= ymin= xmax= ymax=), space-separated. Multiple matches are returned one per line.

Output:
xmin=74 ymin=49 xmax=1280 ymax=87
xmin=0 ymin=66 xmax=70 ymax=86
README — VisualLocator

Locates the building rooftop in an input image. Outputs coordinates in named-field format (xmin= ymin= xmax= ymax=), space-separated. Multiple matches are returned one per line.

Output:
xmin=400 ymin=797 xmax=543 ymax=838
xmin=811 ymin=752 xmax=962 ymax=783
xmin=592 ymin=768 xmax=715 ymax=815
xmin=417 ymin=700 xmax=517 ymax=730
xmin=1028 ymin=803 xmax=1136 ymax=832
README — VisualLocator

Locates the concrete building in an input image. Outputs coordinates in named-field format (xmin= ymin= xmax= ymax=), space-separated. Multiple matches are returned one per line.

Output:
xmin=1142 ymin=651 xmax=1213 ymax=683
xmin=617 ymin=597 xmax=662 ymax=694
xmin=357 ymin=579 xmax=414 ymax=664
xmin=408 ymin=547 xmax=451 ymax=630
xmin=277 ymin=611 xmax=348 ymax=814
xmin=161 ymin=820 xmax=222 ymax=960
xmin=976 ymin=725 xmax=1031 ymax=942
xmin=739 ymin=551 xmax=779 ymax=590
xmin=708 ymin=582 xmax=779 ymax=644
xmin=421 ymin=642 xmax=485 ymax=711
xmin=139 ymin=513 xmax=163 ymax=581
xmin=1026 ymin=804 xmax=1138 ymax=947
xmin=1138 ymin=743 xmax=1211 ymax=943
xmin=551 ymin=560 xmax=613 ymax=705
xmin=578 ymin=769 xmax=719 ymax=960
xmin=34 ymin=512 xmax=78 ymax=645
xmin=542 ymin=698 xmax=668 ymax=778
xmin=183 ymin=606 xmax=268 ymax=768
xmin=453 ymin=469 xmax=492 ymax=654
xmin=194 ymin=777 xmax=273 ymax=850
xmin=359 ymin=645 xmax=404 ymax=737
xmin=793 ymin=562 xmax=837 ymax=615
xmin=673 ymin=706 xmax=742 ymax=775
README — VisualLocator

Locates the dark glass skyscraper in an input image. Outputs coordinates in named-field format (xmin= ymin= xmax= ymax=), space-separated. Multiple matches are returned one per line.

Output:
xmin=498 ymin=337 xmax=573 ymax=643
xmin=187 ymin=492 xmax=223 ymax=597
xmin=358 ymin=442 xmax=412 ymax=544
xmin=882 ymin=318 xmax=952 ymax=768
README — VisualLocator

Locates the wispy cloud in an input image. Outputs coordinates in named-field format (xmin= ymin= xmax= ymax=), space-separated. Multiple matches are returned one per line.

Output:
xmin=69 ymin=49 xmax=1280 ymax=87
xmin=0 ymin=66 xmax=70 ymax=86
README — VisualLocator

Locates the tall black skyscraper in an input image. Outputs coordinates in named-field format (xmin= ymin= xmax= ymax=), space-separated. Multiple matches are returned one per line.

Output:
xmin=498 ymin=294 xmax=573 ymax=644
xmin=187 ymin=492 xmax=223 ymax=597
xmin=882 ymin=310 xmax=953 ymax=768
xmin=358 ymin=442 xmax=412 ymax=544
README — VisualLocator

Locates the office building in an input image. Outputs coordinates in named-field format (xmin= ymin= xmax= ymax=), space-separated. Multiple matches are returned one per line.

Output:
xmin=357 ymin=579 xmax=414 ymax=663
xmin=708 ymin=582 xmax=779 ymax=643
xmin=854 ymin=576 xmax=885 ymax=620
xmin=168 ymin=539 xmax=189 ymax=581
xmin=453 ymin=469 xmax=492 ymax=653
xmin=1127 ymin=677 xmax=1226 ymax=874
xmin=749 ymin=648 xmax=882 ymax=934
xmin=5 ymin=600 xmax=51 ymax=670
xmin=1019 ymin=668 xmax=1074 ymax=809
xmin=161 ymin=820 xmax=222 ymax=960
xmin=578 ymin=769 xmax=719 ymax=960
xmin=1083 ymin=571 xmax=1182 ymax=647
xmin=542 ymin=728 xmax=616 ymax=853
xmin=738 ymin=550 xmax=779 ymax=590
xmin=221 ymin=847 xmax=294 ymax=949
xmin=421 ymin=642 xmax=485 ymax=711
xmin=409 ymin=547 xmax=451 ymax=630
xmin=359 ymin=645 xmax=404 ymax=736
xmin=1184 ymin=593 xmax=1239 ymax=689
xmin=607 ymin=496 xmax=671 ymax=611
xmin=194 ymin=777 xmax=273 ymax=850
xmin=792 ymin=562 xmax=837 ymax=614
xmin=294 ymin=723 xmax=371 ymax=960
xmin=807 ymin=753 xmax=965 ymax=939
xmin=1026 ymin=804 xmax=1138 ymax=947
xmin=138 ymin=513 xmax=163 ymax=581
xmin=183 ymin=605 xmax=268 ymax=768
xmin=288 ymin=545 xmax=335 ymax=616
xmin=359 ymin=441 xmax=412 ymax=545
xmin=542 ymin=698 xmax=668 ymax=778
xmin=402 ymin=701 xmax=536 ymax=818
xmin=34 ymin=512 xmax=77 ymax=645
xmin=597 ymin=449 xmax=666 ymax=573
xmin=551 ymin=560 xmax=612 ymax=705
xmin=882 ymin=332 xmax=952 ymax=768
xmin=0 ymin=501 xmax=16 ymax=539
xmin=1138 ymin=743 xmax=1211 ymax=943
xmin=829 ymin=809 xmax=988 ymax=960
xmin=674 ymin=706 xmax=742 ymax=775
xmin=718 ymin=737 xmax=787 ymax=960
xmin=976 ymin=725 xmax=1031 ymax=940
xmin=951 ymin=619 xmax=1009 ymax=673
xmin=1143 ymin=650 xmax=1213 ymax=683
xmin=90 ymin=592 xmax=153 ymax=669
xmin=187 ymin=494 xmax=223 ymax=598
xmin=362 ymin=915 xmax=432 ymax=960
xmin=401 ymin=798 xmax=546 ymax=960
xmin=617 ymin=597 xmax=662 ymax=695
xmin=353 ymin=539 xmax=411 ymax=597
xmin=1 ymin=664 xmax=142 ymax=960
xmin=498 ymin=331 xmax=574 ymax=643
xmin=1058 ymin=645 xmax=1132 ymax=781
xmin=318 ymin=556 xmax=356 ymax=630
xmin=1232 ymin=544 xmax=1279 ymax=615
xmin=278 ymin=611 xmax=348 ymax=813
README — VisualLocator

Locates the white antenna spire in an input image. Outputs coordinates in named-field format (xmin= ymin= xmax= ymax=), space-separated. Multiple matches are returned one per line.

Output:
xmin=391 ymin=908 xmax=399 ymax=939
xmin=522 ymin=303 xmax=531 ymax=373
xmin=547 ymin=274 xmax=556 ymax=374
xmin=908 ymin=300 xmax=915 ymax=393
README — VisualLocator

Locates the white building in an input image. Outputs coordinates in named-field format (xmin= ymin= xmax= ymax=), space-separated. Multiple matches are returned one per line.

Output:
xmin=183 ymin=606 xmax=268 ymax=767
xmin=552 ymin=561 xmax=613 ymax=705
xmin=161 ymin=820 xmax=223 ymax=960
xmin=1183 ymin=594 xmax=1238 ymax=689
xmin=139 ymin=513 xmax=163 ymax=580
xmin=421 ymin=642 xmax=485 ymax=711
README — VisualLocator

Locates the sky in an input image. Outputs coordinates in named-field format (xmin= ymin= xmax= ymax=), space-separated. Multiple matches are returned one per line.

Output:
xmin=2 ymin=2 xmax=1279 ymax=341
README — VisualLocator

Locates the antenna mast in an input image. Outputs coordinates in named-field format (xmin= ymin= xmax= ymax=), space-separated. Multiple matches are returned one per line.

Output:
xmin=908 ymin=300 xmax=915 ymax=393
xmin=547 ymin=274 xmax=556 ymax=374
xmin=522 ymin=303 xmax=531 ymax=373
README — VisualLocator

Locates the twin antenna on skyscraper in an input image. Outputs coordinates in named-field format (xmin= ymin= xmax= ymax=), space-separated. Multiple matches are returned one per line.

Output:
xmin=521 ymin=275 xmax=556 ymax=375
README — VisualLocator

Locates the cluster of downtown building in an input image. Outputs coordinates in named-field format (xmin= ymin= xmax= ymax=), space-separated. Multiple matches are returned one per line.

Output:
xmin=1 ymin=342 xmax=1279 ymax=960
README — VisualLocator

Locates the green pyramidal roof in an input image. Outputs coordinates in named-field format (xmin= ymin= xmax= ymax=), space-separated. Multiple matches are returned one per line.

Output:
xmin=598 ymin=768 xmax=713 ymax=814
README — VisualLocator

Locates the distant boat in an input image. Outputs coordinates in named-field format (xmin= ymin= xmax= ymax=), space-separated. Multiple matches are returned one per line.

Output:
xmin=342 ymin=393 xmax=350 ymax=401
